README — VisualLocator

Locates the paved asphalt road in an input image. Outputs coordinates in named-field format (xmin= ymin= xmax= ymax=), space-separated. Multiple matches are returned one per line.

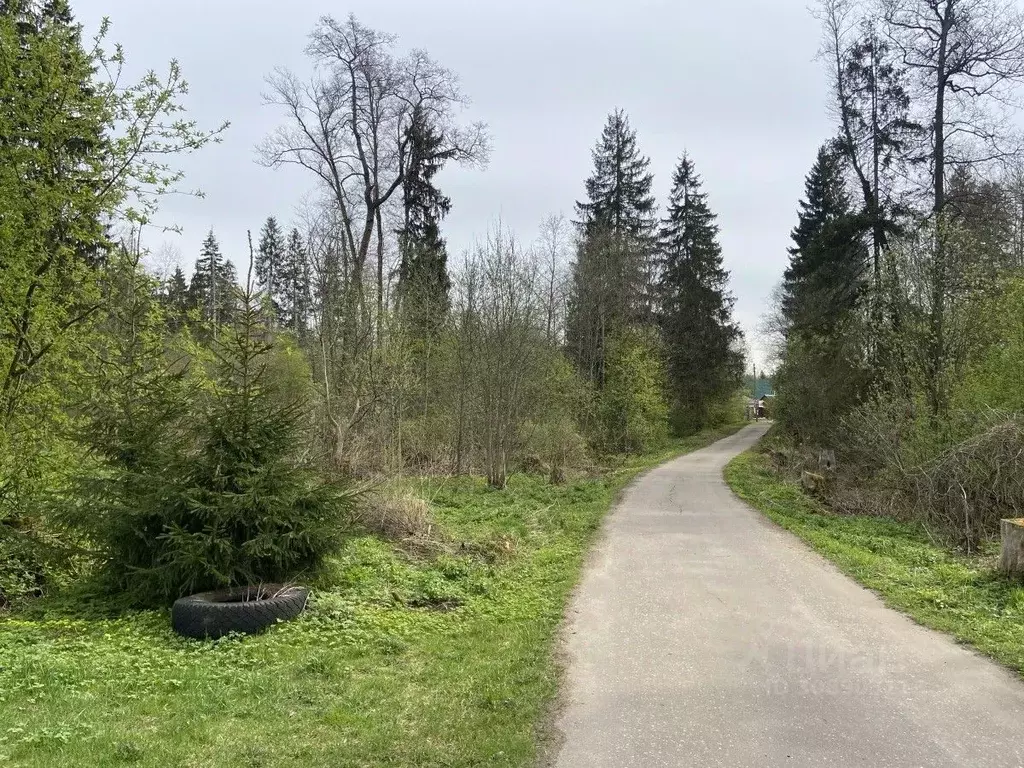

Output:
xmin=553 ymin=423 xmax=1024 ymax=768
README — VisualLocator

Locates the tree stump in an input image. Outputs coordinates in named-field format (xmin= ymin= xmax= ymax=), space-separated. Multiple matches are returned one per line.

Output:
xmin=801 ymin=471 xmax=825 ymax=494
xmin=818 ymin=449 xmax=837 ymax=472
xmin=999 ymin=519 xmax=1024 ymax=575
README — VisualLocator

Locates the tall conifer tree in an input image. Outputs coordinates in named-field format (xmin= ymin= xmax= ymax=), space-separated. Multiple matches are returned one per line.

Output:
xmin=163 ymin=266 xmax=189 ymax=332
xmin=567 ymin=109 xmax=657 ymax=385
xmin=782 ymin=145 xmax=865 ymax=335
xmin=657 ymin=153 xmax=742 ymax=432
xmin=397 ymin=106 xmax=455 ymax=335
xmin=256 ymin=217 xmax=286 ymax=316
xmin=281 ymin=228 xmax=310 ymax=340
xmin=188 ymin=230 xmax=237 ymax=331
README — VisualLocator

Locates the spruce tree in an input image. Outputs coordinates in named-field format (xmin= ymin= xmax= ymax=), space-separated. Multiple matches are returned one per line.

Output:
xmin=782 ymin=145 xmax=866 ymax=335
xmin=77 ymin=258 xmax=357 ymax=603
xmin=657 ymin=153 xmax=742 ymax=433
xmin=139 ymin=270 xmax=354 ymax=602
xmin=65 ymin=247 xmax=192 ymax=600
xmin=838 ymin=28 xmax=920 ymax=282
xmin=567 ymin=109 xmax=657 ymax=386
xmin=397 ymin=106 xmax=455 ymax=334
xmin=187 ymin=230 xmax=238 ymax=332
xmin=256 ymin=217 xmax=286 ymax=316
xmin=163 ymin=266 xmax=189 ymax=332
xmin=573 ymin=109 xmax=657 ymax=241
xmin=281 ymin=228 xmax=311 ymax=340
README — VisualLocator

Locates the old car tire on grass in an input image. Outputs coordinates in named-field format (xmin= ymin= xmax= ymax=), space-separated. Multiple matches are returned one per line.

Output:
xmin=171 ymin=584 xmax=309 ymax=640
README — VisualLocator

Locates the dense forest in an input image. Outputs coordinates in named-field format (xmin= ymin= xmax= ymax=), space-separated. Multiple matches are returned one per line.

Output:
xmin=770 ymin=0 xmax=1024 ymax=549
xmin=0 ymin=2 xmax=745 ymax=606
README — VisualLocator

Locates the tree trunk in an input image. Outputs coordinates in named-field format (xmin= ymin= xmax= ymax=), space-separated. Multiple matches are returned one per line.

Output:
xmin=376 ymin=209 xmax=385 ymax=345
xmin=927 ymin=9 xmax=952 ymax=419
xmin=332 ymin=419 xmax=347 ymax=471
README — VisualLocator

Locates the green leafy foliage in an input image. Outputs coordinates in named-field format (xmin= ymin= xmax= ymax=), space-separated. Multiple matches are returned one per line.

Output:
xmin=954 ymin=277 xmax=1024 ymax=414
xmin=598 ymin=326 xmax=669 ymax=454
xmin=521 ymin=352 xmax=593 ymax=481
xmin=0 ymin=3 xmax=224 ymax=600
xmin=774 ymin=326 xmax=871 ymax=444
xmin=0 ymin=4 xmax=108 ymax=578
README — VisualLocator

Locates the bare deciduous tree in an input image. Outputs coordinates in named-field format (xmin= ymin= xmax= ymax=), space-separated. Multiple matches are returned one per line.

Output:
xmin=259 ymin=14 xmax=488 ymax=334
xmin=882 ymin=0 xmax=1024 ymax=215
xmin=881 ymin=0 xmax=1024 ymax=416
xmin=536 ymin=214 xmax=571 ymax=345
xmin=452 ymin=229 xmax=547 ymax=487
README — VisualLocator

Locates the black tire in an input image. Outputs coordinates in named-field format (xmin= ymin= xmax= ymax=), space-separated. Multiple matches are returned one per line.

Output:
xmin=171 ymin=584 xmax=309 ymax=640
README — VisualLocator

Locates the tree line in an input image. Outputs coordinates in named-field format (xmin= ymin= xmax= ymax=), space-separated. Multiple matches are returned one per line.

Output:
xmin=771 ymin=0 xmax=1024 ymax=548
xmin=0 ymin=3 xmax=743 ymax=605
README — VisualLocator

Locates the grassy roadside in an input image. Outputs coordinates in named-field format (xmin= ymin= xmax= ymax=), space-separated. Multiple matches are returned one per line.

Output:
xmin=724 ymin=448 xmax=1024 ymax=676
xmin=0 ymin=422 xmax=744 ymax=768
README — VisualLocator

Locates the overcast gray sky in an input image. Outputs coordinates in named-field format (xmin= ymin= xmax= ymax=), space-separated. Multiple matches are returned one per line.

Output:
xmin=73 ymin=0 xmax=834 ymax=370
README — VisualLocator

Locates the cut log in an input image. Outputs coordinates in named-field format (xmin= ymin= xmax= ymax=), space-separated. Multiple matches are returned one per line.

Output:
xmin=999 ymin=518 xmax=1024 ymax=575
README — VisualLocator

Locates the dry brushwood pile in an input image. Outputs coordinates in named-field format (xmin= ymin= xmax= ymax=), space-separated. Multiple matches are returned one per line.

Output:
xmin=777 ymin=414 xmax=1024 ymax=552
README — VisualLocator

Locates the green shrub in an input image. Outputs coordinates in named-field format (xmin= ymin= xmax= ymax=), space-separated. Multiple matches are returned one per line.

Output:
xmin=954 ymin=277 xmax=1024 ymax=415
xmin=0 ymin=435 xmax=84 ymax=606
xmin=0 ymin=527 xmax=43 ymax=607
xmin=522 ymin=416 xmax=590 ymax=482
xmin=705 ymin=389 xmax=747 ymax=429
xmin=521 ymin=350 xmax=593 ymax=480
xmin=598 ymin=326 xmax=669 ymax=454
xmin=70 ymin=268 xmax=357 ymax=604
xmin=774 ymin=328 xmax=871 ymax=445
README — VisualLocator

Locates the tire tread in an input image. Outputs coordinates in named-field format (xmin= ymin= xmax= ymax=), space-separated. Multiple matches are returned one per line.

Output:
xmin=171 ymin=585 xmax=308 ymax=640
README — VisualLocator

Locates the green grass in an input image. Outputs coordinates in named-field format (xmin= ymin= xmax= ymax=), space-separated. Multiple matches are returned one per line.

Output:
xmin=724 ymin=449 xmax=1024 ymax=676
xmin=0 ymin=423 xmax=743 ymax=768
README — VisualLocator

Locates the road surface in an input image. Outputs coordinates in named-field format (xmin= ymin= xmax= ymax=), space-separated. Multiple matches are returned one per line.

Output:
xmin=553 ymin=423 xmax=1024 ymax=767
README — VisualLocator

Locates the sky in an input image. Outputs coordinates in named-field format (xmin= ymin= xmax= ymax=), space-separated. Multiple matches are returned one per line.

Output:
xmin=72 ymin=0 xmax=835 ymax=371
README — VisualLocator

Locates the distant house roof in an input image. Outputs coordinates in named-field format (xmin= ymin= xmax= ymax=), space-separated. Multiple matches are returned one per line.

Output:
xmin=754 ymin=380 xmax=775 ymax=399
